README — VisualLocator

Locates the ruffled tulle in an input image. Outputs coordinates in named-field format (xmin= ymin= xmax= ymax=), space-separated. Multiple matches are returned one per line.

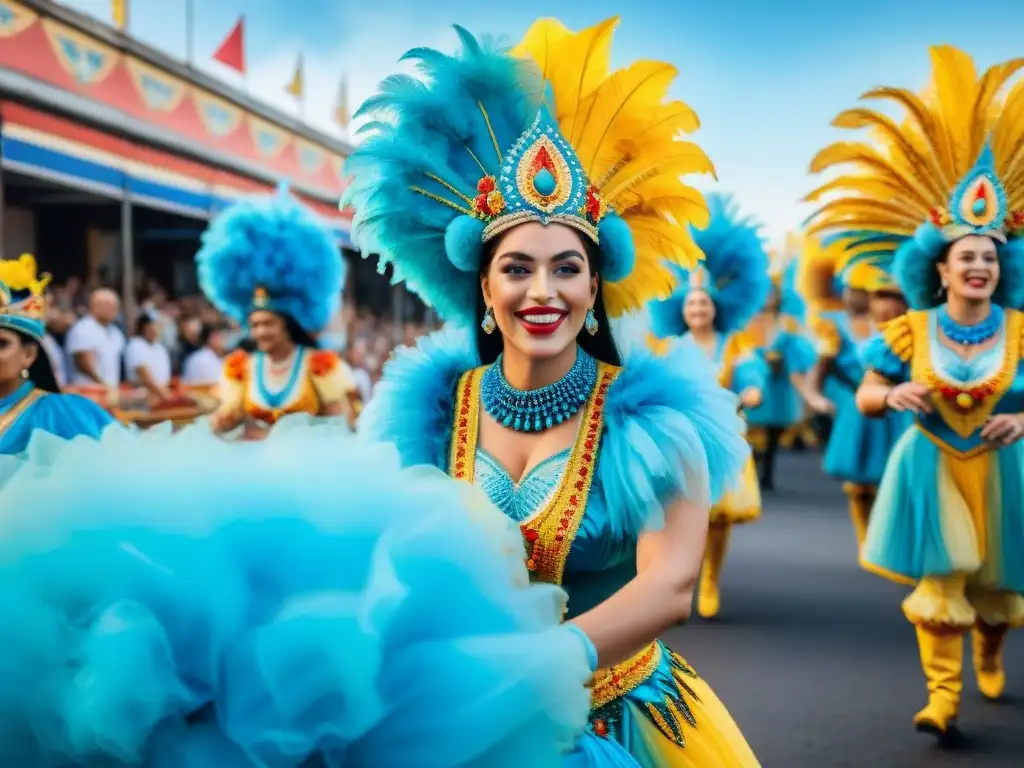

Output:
xmin=0 ymin=417 xmax=591 ymax=767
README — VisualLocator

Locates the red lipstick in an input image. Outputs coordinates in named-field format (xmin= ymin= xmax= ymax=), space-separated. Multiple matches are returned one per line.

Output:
xmin=515 ymin=306 xmax=568 ymax=336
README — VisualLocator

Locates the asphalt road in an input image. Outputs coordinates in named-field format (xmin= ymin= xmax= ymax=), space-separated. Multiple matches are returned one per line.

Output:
xmin=664 ymin=450 xmax=1024 ymax=768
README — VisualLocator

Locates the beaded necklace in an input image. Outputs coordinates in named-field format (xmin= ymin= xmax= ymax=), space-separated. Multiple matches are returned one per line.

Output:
xmin=480 ymin=347 xmax=597 ymax=433
xmin=937 ymin=304 xmax=1003 ymax=346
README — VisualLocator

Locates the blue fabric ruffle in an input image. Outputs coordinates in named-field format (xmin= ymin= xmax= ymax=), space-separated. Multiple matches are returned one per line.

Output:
xmin=0 ymin=382 xmax=116 ymax=456
xmin=0 ymin=418 xmax=591 ymax=767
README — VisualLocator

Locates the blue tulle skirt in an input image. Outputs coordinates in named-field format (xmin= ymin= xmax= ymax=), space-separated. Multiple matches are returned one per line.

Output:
xmin=821 ymin=384 xmax=912 ymax=486
xmin=0 ymin=418 xmax=591 ymax=767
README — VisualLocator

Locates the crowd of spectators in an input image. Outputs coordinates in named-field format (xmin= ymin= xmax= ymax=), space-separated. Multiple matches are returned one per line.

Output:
xmin=41 ymin=274 xmax=437 ymax=404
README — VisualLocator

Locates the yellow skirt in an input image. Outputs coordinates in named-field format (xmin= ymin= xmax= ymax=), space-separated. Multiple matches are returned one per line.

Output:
xmin=711 ymin=456 xmax=761 ymax=525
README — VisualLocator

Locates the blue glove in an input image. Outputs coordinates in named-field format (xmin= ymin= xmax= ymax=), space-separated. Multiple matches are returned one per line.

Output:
xmin=563 ymin=623 xmax=599 ymax=673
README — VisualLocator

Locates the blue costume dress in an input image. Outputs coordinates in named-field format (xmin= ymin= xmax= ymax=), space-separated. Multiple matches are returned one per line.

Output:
xmin=812 ymin=312 xmax=912 ymax=548
xmin=0 ymin=380 xmax=114 ymax=455
xmin=745 ymin=316 xmax=816 ymax=430
xmin=361 ymin=327 xmax=760 ymax=768
xmin=0 ymin=418 xmax=595 ymax=767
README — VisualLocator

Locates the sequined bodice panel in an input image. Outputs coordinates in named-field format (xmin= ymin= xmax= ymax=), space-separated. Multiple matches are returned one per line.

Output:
xmin=928 ymin=311 xmax=1005 ymax=385
xmin=474 ymin=445 xmax=636 ymax=617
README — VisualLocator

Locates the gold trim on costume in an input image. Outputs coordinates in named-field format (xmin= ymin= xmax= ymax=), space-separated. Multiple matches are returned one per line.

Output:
xmin=0 ymin=388 xmax=47 ymax=439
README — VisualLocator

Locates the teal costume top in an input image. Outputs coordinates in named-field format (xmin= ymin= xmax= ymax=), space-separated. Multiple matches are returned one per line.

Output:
xmin=860 ymin=308 xmax=1024 ymax=591
xmin=360 ymin=326 xmax=751 ymax=764
xmin=745 ymin=318 xmax=816 ymax=428
xmin=0 ymin=380 xmax=114 ymax=455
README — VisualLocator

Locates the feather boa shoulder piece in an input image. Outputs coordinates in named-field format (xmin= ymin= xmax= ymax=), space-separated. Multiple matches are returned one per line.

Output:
xmin=359 ymin=325 xmax=749 ymax=539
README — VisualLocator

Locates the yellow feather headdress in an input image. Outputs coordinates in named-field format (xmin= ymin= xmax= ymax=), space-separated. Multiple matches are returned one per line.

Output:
xmin=342 ymin=17 xmax=714 ymax=322
xmin=0 ymin=254 xmax=51 ymax=341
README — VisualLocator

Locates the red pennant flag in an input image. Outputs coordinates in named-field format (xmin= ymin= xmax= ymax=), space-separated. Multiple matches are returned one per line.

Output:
xmin=212 ymin=16 xmax=245 ymax=74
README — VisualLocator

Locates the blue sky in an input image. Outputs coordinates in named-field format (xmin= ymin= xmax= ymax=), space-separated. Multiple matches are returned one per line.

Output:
xmin=60 ymin=0 xmax=1024 ymax=245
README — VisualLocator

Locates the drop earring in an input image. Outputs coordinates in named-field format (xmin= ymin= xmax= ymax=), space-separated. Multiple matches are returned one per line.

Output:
xmin=584 ymin=308 xmax=598 ymax=336
xmin=481 ymin=306 xmax=497 ymax=335
xmin=20 ymin=368 xmax=29 ymax=379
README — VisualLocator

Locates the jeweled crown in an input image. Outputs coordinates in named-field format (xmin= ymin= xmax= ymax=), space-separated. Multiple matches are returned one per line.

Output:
xmin=481 ymin=106 xmax=607 ymax=243
xmin=0 ymin=254 xmax=50 ymax=341
xmin=928 ymin=143 xmax=1023 ymax=242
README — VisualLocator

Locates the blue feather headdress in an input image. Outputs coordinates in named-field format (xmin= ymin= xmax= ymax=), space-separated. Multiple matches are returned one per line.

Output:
xmin=342 ymin=17 xmax=715 ymax=324
xmin=196 ymin=186 xmax=344 ymax=334
xmin=649 ymin=193 xmax=770 ymax=338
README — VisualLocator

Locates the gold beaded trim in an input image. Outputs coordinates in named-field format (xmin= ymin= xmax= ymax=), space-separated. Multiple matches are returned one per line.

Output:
xmin=515 ymin=135 xmax=573 ymax=212
xmin=590 ymin=641 xmax=661 ymax=709
xmin=0 ymin=388 xmax=46 ymax=439
xmin=482 ymin=210 xmax=599 ymax=244
xmin=449 ymin=367 xmax=485 ymax=481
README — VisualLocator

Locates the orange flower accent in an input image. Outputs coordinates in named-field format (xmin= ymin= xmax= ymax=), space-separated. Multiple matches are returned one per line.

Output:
xmin=309 ymin=350 xmax=340 ymax=378
xmin=223 ymin=349 xmax=249 ymax=382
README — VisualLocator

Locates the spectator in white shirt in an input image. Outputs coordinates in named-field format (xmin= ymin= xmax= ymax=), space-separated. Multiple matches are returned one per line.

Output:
xmin=182 ymin=323 xmax=228 ymax=385
xmin=65 ymin=289 xmax=126 ymax=389
xmin=124 ymin=313 xmax=173 ymax=402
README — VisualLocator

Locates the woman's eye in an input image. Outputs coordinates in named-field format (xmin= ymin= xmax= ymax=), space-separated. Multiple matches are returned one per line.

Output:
xmin=556 ymin=264 xmax=580 ymax=275
xmin=503 ymin=265 xmax=529 ymax=275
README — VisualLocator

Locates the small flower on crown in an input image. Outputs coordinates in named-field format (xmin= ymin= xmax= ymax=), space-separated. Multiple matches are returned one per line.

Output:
xmin=473 ymin=175 xmax=506 ymax=220
xmin=929 ymin=207 xmax=951 ymax=228
xmin=582 ymin=184 xmax=607 ymax=224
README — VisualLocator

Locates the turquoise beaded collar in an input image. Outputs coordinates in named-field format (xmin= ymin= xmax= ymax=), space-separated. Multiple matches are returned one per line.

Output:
xmin=481 ymin=347 xmax=597 ymax=433
xmin=937 ymin=304 xmax=1003 ymax=346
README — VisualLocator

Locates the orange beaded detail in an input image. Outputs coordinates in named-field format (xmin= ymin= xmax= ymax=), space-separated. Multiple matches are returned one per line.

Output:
xmin=223 ymin=349 xmax=249 ymax=382
xmin=309 ymin=349 xmax=340 ymax=378
xmin=449 ymin=367 xmax=485 ymax=481
xmin=590 ymin=641 xmax=661 ymax=709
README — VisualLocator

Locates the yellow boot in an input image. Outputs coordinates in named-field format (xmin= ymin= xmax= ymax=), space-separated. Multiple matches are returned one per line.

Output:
xmin=843 ymin=484 xmax=873 ymax=552
xmin=697 ymin=524 xmax=731 ymax=619
xmin=912 ymin=625 xmax=963 ymax=738
xmin=971 ymin=622 xmax=1007 ymax=700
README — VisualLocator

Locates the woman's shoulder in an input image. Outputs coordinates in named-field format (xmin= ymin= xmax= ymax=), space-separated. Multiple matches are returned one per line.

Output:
xmin=357 ymin=325 xmax=480 ymax=468
xmin=596 ymin=339 xmax=749 ymax=538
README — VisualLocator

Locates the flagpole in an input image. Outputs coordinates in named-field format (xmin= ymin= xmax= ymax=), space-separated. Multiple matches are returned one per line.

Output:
xmin=185 ymin=0 xmax=194 ymax=66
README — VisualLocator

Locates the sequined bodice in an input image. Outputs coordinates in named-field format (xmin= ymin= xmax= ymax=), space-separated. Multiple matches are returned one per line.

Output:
xmin=929 ymin=312 xmax=1005 ymax=384
xmin=474 ymin=445 xmax=636 ymax=618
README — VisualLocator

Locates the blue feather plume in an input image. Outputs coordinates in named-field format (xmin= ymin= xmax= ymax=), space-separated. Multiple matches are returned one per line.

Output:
xmin=649 ymin=193 xmax=771 ymax=337
xmin=196 ymin=188 xmax=344 ymax=334
xmin=342 ymin=27 xmax=543 ymax=324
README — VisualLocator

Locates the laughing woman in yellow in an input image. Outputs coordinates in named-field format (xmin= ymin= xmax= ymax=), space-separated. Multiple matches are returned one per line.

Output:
xmin=348 ymin=16 xmax=760 ymax=767
xmin=648 ymin=193 xmax=771 ymax=619
xmin=805 ymin=46 xmax=1024 ymax=742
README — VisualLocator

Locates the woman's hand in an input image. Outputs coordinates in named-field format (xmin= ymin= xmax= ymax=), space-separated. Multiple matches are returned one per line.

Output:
xmin=884 ymin=382 xmax=933 ymax=414
xmin=981 ymin=413 xmax=1024 ymax=446
xmin=739 ymin=387 xmax=762 ymax=409
xmin=805 ymin=391 xmax=834 ymax=416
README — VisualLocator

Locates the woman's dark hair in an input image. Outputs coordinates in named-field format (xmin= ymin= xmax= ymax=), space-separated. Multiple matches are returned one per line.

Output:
xmin=241 ymin=312 xmax=320 ymax=352
xmin=14 ymin=331 xmax=61 ymax=393
xmin=474 ymin=233 xmax=622 ymax=367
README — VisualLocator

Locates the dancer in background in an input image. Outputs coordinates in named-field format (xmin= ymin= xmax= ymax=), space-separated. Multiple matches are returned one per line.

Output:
xmin=348 ymin=16 xmax=761 ymax=766
xmin=805 ymin=45 xmax=1024 ymax=741
xmin=0 ymin=254 xmax=114 ymax=455
xmin=798 ymin=238 xmax=912 ymax=551
xmin=649 ymin=193 xmax=771 ymax=619
xmin=197 ymin=187 xmax=361 ymax=439
xmin=744 ymin=243 xmax=817 ymax=490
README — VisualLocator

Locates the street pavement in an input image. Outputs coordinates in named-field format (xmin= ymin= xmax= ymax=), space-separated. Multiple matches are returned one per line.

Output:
xmin=664 ymin=450 xmax=1024 ymax=768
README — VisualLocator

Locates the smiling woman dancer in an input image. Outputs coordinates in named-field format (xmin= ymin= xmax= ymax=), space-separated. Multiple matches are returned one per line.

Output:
xmin=348 ymin=16 xmax=760 ymax=767
xmin=648 ymin=193 xmax=771 ymax=620
xmin=805 ymin=45 xmax=1024 ymax=742
xmin=0 ymin=254 xmax=114 ymax=454
xmin=198 ymin=187 xmax=361 ymax=439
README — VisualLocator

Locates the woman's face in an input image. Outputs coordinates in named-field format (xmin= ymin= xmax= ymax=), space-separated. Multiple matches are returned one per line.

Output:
xmin=0 ymin=329 xmax=36 ymax=387
xmin=142 ymin=320 xmax=160 ymax=344
xmin=869 ymin=292 xmax=907 ymax=324
xmin=249 ymin=310 xmax=289 ymax=353
xmin=481 ymin=222 xmax=598 ymax=361
xmin=937 ymin=235 xmax=1000 ymax=303
xmin=843 ymin=287 xmax=870 ymax=314
xmin=683 ymin=290 xmax=715 ymax=331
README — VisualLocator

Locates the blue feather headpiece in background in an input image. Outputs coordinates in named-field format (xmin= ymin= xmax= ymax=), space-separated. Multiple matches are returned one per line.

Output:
xmin=196 ymin=186 xmax=345 ymax=335
xmin=649 ymin=193 xmax=770 ymax=338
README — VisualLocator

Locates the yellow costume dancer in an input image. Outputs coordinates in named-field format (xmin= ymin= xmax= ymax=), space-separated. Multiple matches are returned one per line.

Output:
xmin=196 ymin=188 xmax=360 ymax=438
xmin=805 ymin=45 xmax=1024 ymax=741
xmin=347 ymin=16 xmax=760 ymax=767
xmin=649 ymin=193 xmax=771 ymax=619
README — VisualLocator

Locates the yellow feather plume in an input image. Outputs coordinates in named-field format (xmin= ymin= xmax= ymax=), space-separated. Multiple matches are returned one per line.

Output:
xmin=805 ymin=45 xmax=1024 ymax=241
xmin=514 ymin=16 xmax=714 ymax=317
xmin=0 ymin=254 xmax=51 ymax=295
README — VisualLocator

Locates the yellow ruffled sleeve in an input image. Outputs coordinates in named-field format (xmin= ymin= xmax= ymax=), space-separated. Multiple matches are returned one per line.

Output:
xmin=863 ymin=312 xmax=915 ymax=384
xmin=308 ymin=350 xmax=357 ymax=406
xmin=216 ymin=349 xmax=248 ymax=413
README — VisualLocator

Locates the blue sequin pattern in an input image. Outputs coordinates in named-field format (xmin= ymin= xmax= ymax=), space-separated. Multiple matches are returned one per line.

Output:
xmin=481 ymin=347 xmax=597 ymax=432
